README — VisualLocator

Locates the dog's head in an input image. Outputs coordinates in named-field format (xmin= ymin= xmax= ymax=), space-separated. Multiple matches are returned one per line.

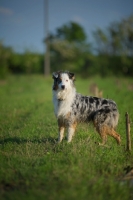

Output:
xmin=52 ymin=71 xmax=75 ymax=91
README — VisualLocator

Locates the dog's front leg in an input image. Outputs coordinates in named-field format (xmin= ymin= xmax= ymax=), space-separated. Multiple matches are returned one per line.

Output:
xmin=58 ymin=119 xmax=65 ymax=143
xmin=67 ymin=123 xmax=77 ymax=143
xmin=58 ymin=126 xmax=65 ymax=143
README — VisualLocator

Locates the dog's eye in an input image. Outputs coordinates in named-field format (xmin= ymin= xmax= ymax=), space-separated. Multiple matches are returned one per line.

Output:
xmin=66 ymin=80 xmax=68 ymax=82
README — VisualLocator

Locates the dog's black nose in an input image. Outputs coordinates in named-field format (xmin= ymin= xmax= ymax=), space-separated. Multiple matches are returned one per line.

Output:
xmin=61 ymin=85 xmax=65 ymax=90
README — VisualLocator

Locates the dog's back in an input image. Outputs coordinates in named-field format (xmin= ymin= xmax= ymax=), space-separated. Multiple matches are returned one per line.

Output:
xmin=71 ymin=93 xmax=119 ymax=129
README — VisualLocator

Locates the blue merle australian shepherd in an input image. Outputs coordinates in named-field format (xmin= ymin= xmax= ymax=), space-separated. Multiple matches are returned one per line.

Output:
xmin=52 ymin=71 xmax=121 ymax=145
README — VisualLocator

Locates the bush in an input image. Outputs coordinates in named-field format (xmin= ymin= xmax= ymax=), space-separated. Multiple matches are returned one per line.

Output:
xmin=0 ymin=42 xmax=13 ymax=78
xmin=0 ymin=42 xmax=44 ymax=78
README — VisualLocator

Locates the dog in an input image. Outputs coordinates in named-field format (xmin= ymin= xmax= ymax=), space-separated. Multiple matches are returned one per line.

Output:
xmin=52 ymin=71 xmax=121 ymax=145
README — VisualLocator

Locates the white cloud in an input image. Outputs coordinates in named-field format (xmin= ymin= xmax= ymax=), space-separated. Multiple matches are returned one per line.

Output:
xmin=0 ymin=6 xmax=13 ymax=16
xmin=72 ymin=16 xmax=84 ymax=24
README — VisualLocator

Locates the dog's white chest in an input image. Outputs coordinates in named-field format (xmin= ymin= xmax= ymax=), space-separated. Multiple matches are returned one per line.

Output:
xmin=53 ymin=89 xmax=76 ymax=118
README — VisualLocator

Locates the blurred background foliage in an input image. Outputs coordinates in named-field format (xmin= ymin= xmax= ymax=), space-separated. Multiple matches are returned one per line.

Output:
xmin=0 ymin=14 xmax=133 ymax=78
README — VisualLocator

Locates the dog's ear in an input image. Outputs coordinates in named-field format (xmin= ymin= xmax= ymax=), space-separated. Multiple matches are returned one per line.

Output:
xmin=52 ymin=72 xmax=59 ymax=90
xmin=68 ymin=72 xmax=75 ymax=80
xmin=52 ymin=72 xmax=58 ymax=79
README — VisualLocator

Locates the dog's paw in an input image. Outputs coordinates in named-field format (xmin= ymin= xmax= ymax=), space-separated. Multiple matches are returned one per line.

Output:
xmin=98 ymin=142 xmax=110 ymax=148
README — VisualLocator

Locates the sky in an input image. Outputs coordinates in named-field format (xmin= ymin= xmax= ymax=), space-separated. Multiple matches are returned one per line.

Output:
xmin=0 ymin=0 xmax=133 ymax=53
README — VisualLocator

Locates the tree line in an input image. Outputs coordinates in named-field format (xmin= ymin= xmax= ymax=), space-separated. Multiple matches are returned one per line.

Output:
xmin=0 ymin=14 xmax=133 ymax=78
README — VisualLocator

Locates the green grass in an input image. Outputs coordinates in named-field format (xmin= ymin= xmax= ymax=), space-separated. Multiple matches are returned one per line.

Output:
xmin=0 ymin=75 xmax=133 ymax=200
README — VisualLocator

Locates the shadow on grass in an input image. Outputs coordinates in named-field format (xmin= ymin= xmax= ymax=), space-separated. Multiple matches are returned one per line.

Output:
xmin=0 ymin=136 xmax=57 ymax=145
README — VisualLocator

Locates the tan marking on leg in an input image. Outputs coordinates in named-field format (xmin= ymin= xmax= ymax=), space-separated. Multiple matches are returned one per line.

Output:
xmin=106 ymin=127 xmax=121 ymax=145
xmin=97 ymin=125 xmax=108 ymax=145
xmin=58 ymin=126 xmax=65 ymax=143
xmin=67 ymin=122 xmax=77 ymax=143
xmin=58 ymin=118 xmax=65 ymax=143
xmin=93 ymin=121 xmax=121 ymax=145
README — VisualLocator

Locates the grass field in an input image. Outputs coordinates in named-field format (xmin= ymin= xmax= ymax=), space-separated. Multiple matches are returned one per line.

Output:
xmin=0 ymin=75 xmax=133 ymax=200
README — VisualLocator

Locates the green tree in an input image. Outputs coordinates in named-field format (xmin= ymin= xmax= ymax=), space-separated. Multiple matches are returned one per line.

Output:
xmin=92 ymin=15 xmax=133 ymax=76
xmin=93 ymin=28 xmax=109 ymax=55
xmin=50 ymin=21 xmax=91 ymax=73
xmin=93 ymin=15 xmax=133 ymax=56
xmin=54 ymin=21 xmax=87 ymax=43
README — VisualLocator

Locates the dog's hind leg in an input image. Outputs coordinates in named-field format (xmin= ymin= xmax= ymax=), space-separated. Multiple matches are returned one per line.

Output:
xmin=95 ymin=124 xmax=108 ymax=145
xmin=106 ymin=126 xmax=121 ymax=145
xmin=93 ymin=108 xmax=121 ymax=145
xmin=95 ymin=124 xmax=121 ymax=145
